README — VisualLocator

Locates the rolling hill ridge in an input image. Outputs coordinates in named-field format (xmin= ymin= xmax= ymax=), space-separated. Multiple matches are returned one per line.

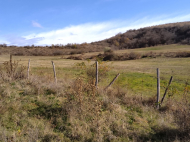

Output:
xmin=1 ymin=21 xmax=190 ymax=56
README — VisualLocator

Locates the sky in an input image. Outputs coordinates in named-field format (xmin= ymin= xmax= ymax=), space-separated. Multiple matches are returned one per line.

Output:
xmin=0 ymin=0 xmax=190 ymax=46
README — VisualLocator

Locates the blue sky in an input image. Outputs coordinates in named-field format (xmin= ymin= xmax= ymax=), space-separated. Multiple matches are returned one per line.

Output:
xmin=0 ymin=0 xmax=190 ymax=46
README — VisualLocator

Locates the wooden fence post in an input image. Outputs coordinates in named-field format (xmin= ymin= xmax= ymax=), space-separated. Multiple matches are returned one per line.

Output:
xmin=10 ymin=54 xmax=12 ymax=76
xmin=27 ymin=59 xmax=30 ymax=79
xmin=95 ymin=61 xmax=98 ymax=88
xmin=104 ymin=73 xmax=120 ymax=91
xmin=157 ymin=68 xmax=160 ymax=109
xmin=160 ymin=76 xmax=173 ymax=105
xmin=51 ymin=61 xmax=57 ymax=84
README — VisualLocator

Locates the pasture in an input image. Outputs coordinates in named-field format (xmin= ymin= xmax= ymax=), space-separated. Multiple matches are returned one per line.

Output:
xmin=1 ymin=44 xmax=190 ymax=96
xmin=0 ymin=44 xmax=190 ymax=141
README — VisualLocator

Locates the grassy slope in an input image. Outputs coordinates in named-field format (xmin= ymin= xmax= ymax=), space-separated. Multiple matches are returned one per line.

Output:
xmin=115 ymin=44 xmax=190 ymax=54
xmin=0 ymin=44 xmax=190 ymax=141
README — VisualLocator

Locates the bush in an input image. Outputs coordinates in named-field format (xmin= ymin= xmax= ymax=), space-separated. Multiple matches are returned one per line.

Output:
xmin=0 ymin=60 xmax=26 ymax=81
xmin=103 ymin=49 xmax=117 ymax=61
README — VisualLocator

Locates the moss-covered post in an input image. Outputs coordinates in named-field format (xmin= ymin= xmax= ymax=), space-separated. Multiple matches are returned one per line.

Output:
xmin=10 ymin=54 xmax=12 ymax=77
xmin=160 ymin=76 xmax=173 ymax=106
xmin=51 ymin=61 xmax=57 ymax=84
xmin=27 ymin=59 xmax=30 ymax=79
xmin=157 ymin=68 xmax=160 ymax=109
xmin=104 ymin=73 xmax=120 ymax=91
xmin=95 ymin=61 xmax=98 ymax=88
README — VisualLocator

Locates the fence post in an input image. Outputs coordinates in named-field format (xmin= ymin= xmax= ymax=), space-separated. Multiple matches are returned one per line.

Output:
xmin=160 ymin=76 xmax=173 ymax=105
xmin=10 ymin=54 xmax=12 ymax=77
xmin=51 ymin=61 xmax=57 ymax=84
xmin=95 ymin=61 xmax=98 ymax=88
xmin=104 ymin=73 xmax=120 ymax=91
xmin=157 ymin=68 xmax=160 ymax=109
xmin=27 ymin=59 xmax=30 ymax=79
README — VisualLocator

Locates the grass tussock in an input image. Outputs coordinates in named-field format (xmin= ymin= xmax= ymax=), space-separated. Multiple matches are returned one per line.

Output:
xmin=0 ymin=60 xmax=189 ymax=142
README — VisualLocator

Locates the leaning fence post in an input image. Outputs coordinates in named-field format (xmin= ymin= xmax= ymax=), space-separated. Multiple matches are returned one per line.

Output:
xmin=157 ymin=68 xmax=160 ymax=109
xmin=160 ymin=76 xmax=173 ymax=106
xmin=95 ymin=61 xmax=98 ymax=88
xmin=104 ymin=73 xmax=120 ymax=91
xmin=51 ymin=61 xmax=57 ymax=84
xmin=27 ymin=59 xmax=30 ymax=79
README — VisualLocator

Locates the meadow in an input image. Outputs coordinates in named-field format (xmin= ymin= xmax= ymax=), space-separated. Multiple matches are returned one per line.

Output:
xmin=0 ymin=44 xmax=190 ymax=141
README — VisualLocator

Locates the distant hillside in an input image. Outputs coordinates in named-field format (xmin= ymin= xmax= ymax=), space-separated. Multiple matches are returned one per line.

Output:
xmin=93 ymin=21 xmax=190 ymax=50
xmin=1 ymin=21 xmax=190 ymax=56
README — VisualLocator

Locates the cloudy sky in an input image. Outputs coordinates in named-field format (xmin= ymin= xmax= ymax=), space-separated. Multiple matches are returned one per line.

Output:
xmin=0 ymin=0 xmax=190 ymax=46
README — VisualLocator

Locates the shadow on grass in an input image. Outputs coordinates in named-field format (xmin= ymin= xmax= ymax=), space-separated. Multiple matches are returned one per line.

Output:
xmin=29 ymin=101 xmax=65 ymax=119
xmin=140 ymin=127 xmax=190 ymax=142
xmin=29 ymin=101 xmax=68 ymax=132
xmin=28 ymin=101 xmax=89 ymax=141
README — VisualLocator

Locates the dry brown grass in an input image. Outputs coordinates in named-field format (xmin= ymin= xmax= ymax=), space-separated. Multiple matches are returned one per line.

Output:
xmin=0 ymin=69 xmax=189 ymax=141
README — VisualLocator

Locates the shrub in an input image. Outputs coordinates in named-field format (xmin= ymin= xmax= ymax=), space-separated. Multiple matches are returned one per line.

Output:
xmin=52 ymin=51 xmax=63 ymax=56
xmin=103 ymin=49 xmax=118 ymax=61
xmin=0 ymin=60 xmax=26 ymax=81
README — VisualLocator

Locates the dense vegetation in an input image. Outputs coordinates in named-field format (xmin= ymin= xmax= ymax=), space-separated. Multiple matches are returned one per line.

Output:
xmin=102 ymin=21 xmax=190 ymax=49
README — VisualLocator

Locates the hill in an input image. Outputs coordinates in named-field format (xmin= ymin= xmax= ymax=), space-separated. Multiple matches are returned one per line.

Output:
xmin=94 ymin=21 xmax=190 ymax=50
xmin=1 ymin=21 xmax=190 ymax=56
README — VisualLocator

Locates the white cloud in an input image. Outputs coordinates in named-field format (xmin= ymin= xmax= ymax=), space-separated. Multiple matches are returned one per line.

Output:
xmin=0 ymin=36 xmax=8 ymax=44
xmin=25 ymin=22 xmax=118 ymax=45
xmin=4 ymin=13 xmax=190 ymax=46
xmin=0 ymin=40 xmax=7 ymax=44
xmin=4 ymin=35 xmax=43 ymax=46
xmin=32 ymin=21 xmax=43 ymax=28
